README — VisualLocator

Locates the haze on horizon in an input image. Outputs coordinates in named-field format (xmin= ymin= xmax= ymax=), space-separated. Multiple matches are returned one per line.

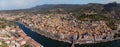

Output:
xmin=0 ymin=0 xmax=120 ymax=10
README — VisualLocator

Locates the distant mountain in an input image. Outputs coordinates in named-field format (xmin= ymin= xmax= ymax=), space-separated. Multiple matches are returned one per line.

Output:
xmin=0 ymin=4 xmax=81 ymax=13
xmin=103 ymin=2 xmax=120 ymax=19
xmin=0 ymin=2 xmax=120 ymax=19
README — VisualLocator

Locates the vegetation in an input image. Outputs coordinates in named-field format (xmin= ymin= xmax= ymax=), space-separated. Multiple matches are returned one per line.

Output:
xmin=73 ymin=14 xmax=119 ymax=30
xmin=22 ymin=44 xmax=30 ymax=47
xmin=0 ymin=41 xmax=7 ymax=47
xmin=114 ymin=33 xmax=120 ymax=38
xmin=0 ymin=18 xmax=17 ymax=28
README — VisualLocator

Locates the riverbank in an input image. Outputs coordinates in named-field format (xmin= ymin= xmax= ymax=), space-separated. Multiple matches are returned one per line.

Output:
xmin=16 ymin=21 xmax=72 ymax=47
xmin=28 ymin=26 xmax=120 ymax=45
xmin=16 ymin=21 xmax=120 ymax=45
xmin=16 ymin=21 xmax=71 ymax=43
xmin=18 ymin=27 xmax=44 ymax=47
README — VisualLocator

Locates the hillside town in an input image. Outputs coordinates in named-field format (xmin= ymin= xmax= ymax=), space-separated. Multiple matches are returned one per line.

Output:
xmin=1 ymin=12 xmax=120 ymax=44
xmin=0 ymin=13 xmax=119 ymax=44
xmin=19 ymin=13 xmax=119 ymax=44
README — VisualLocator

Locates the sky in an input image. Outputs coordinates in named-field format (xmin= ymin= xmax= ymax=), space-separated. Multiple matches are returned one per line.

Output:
xmin=0 ymin=0 xmax=119 ymax=10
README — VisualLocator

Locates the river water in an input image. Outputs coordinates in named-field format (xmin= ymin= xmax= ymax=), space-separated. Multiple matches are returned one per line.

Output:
xmin=16 ymin=22 xmax=120 ymax=47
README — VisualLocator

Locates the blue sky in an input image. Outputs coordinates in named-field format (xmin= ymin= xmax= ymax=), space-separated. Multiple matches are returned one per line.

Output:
xmin=0 ymin=0 xmax=119 ymax=10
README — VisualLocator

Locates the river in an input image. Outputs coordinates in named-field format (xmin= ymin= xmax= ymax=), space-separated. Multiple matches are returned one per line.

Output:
xmin=16 ymin=22 xmax=120 ymax=47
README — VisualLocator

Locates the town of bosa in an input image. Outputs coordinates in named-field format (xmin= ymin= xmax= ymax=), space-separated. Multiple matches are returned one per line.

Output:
xmin=0 ymin=0 xmax=120 ymax=47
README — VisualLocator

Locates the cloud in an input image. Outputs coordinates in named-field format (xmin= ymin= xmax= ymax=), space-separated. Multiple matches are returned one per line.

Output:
xmin=0 ymin=0 xmax=39 ymax=10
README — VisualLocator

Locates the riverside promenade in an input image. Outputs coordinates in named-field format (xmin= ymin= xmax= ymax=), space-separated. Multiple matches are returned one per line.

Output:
xmin=17 ymin=26 xmax=44 ymax=47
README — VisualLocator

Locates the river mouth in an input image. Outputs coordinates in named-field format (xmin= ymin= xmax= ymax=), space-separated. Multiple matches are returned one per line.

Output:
xmin=16 ymin=22 xmax=120 ymax=47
